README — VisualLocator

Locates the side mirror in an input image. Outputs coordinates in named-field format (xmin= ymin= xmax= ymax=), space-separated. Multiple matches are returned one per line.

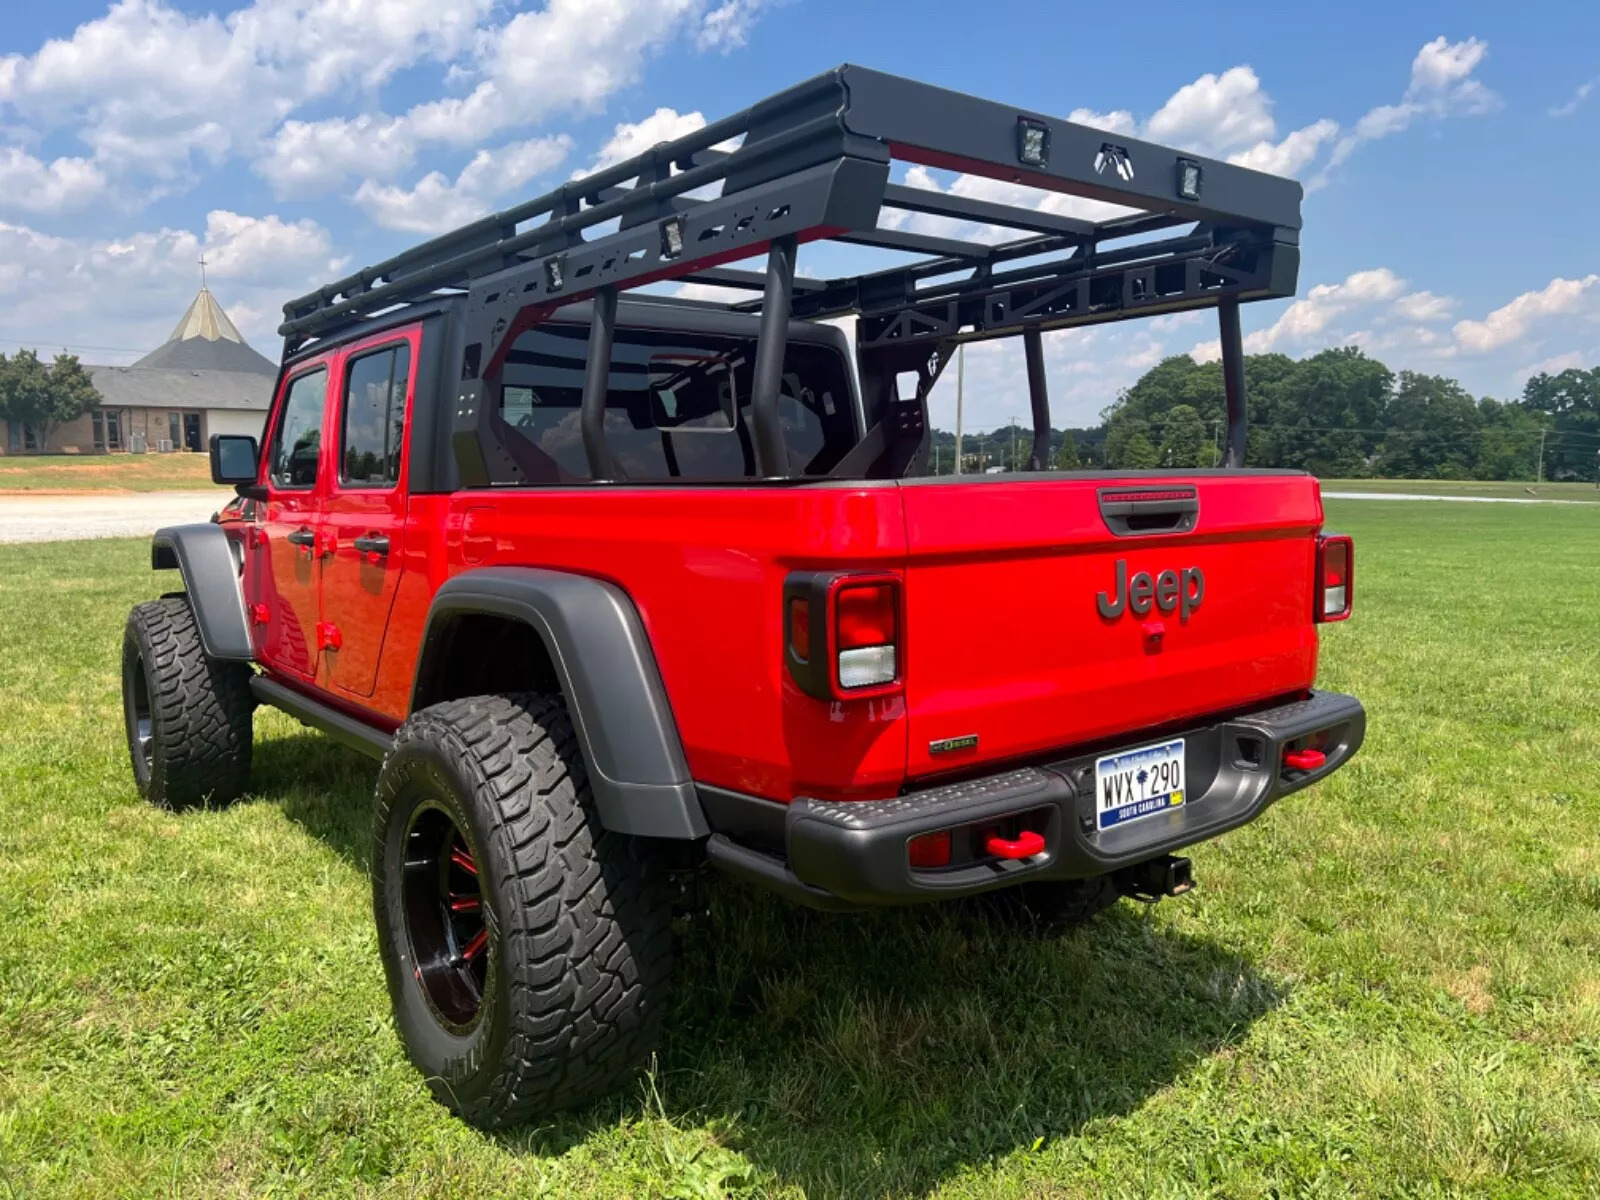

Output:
xmin=210 ymin=434 xmax=261 ymax=493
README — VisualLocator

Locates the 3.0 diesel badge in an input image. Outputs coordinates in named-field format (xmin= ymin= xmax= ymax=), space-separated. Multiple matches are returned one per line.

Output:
xmin=1097 ymin=560 xmax=1204 ymax=622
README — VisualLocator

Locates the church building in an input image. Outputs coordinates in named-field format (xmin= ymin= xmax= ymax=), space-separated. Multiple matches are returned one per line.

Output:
xmin=2 ymin=287 xmax=277 ymax=455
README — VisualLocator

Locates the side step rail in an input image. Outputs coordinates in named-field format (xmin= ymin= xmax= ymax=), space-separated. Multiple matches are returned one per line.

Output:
xmin=250 ymin=676 xmax=393 ymax=761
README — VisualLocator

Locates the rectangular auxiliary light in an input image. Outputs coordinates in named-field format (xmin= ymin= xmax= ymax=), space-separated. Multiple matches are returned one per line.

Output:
xmin=1176 ymin=158 xmax=1203 ymax=201
xmin=1016 ymin=117 xmax=1050 ymax=167
xmin=659 ymin=216 xmax=684 ymax=260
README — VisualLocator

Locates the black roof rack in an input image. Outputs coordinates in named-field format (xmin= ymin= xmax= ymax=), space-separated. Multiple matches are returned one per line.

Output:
xmin=281 ymin=66 xmax=1301 ymax=482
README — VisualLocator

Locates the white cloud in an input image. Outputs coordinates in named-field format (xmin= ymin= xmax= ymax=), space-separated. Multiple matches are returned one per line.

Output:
xmin=697 ymin=0 xmax=781 ymax=50
xmin=1389 ymin=290 xmax=1455 ymax=323
xmin=0 ymin=147 xmax=106 ymax=213
xmin=0 ymin=208 xmax=340 ymax=358
xmin=0 ymin=0 xmax=495 ymax=184
xmin=255 ymin=0 xmax=700 ymax=195
xmin=353 ymin=134 xmax=572 ymax=233
xmin=1182 ymin=269 xmax=1599 ymax=403
xmin=1451 ymin=275 xmax=1599 ymax=354
xmin=1227 ymin=118 xmax=1339 ymax=177
xmin=1246 ymin=268 xmax=1408 ymax=355
xmin=1513 ymin=351 xmax=1591 ymax=385
xmin=258 ymin=114 xmax=417 ymax=197
xmin=1144 ymin=67 xmax=1277 ymax=157
xmin=0 ymin=0 xmax=766 ymax=208
xmin=1067 ymin=107 xmax=1137 ymax=137
xmin=1323 ymin=37 xmax=1498 ymax=174
xmin=1550 ymin=78 xmax=1596 ymax=118
xmin=585 ymin=107 xmax=708 ymax=175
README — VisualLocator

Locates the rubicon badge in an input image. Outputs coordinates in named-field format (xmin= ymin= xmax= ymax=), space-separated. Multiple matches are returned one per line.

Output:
xmin=929 ymin=734 xmax=979 ymax=755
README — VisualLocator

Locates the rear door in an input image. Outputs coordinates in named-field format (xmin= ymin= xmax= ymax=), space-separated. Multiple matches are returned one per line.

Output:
xmin=255 ymin=361 xmax=334 ymax=680
xmin=898 ymin=473 xmax=1324 ymax=780
xmin=316 ymin=330 xmax=417 ymax=698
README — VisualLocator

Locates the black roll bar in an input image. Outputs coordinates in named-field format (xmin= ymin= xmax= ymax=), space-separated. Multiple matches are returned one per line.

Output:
xmin=1023 ymin=327 xmax=1051 ymax=470
xmin=581 ymin=286 xmax=621 ymax=480
xmin=749 ymin=236 xmax=797 ymax=477
xmin=1218 ymin=298 xmax=1247 ymax=468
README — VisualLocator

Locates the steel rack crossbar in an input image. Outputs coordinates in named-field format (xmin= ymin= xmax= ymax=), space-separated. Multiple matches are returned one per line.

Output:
xmin=279 ymin=65 xmax=1302 ymax=483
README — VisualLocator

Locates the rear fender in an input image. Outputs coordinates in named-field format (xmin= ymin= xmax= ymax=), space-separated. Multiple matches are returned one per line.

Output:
xmin=412 ymin=567 xmax=708 ymax=840
xmin=150 ymin=524 xmax=253 ymax=660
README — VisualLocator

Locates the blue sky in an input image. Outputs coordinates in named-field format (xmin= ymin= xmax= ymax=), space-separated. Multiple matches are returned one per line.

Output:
xmin=1 ymin=0 xmax=1595 ymax=430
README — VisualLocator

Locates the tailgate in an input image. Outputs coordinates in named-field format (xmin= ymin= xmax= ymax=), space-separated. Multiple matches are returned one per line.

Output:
xmin=899 ymin=473 xmax=1323 ymax=781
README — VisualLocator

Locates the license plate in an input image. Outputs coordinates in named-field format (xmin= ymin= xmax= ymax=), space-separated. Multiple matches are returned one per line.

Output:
xmin=1094 ymin=738 xmax=1186 ymax=830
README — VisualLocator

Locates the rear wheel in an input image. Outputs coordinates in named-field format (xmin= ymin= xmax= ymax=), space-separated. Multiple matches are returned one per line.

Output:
xmin=121 ymin=596 xmax=253 ymax=809
xmin=372 ymin=693 xmax=674 ymax=1128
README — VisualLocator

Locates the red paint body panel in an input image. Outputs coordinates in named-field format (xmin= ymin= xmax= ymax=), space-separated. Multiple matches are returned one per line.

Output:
xmin=368 ymin=485 xmax=912 ymax=802
xmin=235 ymin=321 xmax=1333 ymax=808
xmin=897 ymin=473 xmax=1323 ymax=781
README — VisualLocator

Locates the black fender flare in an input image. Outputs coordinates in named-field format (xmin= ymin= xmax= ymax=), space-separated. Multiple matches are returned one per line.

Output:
xmin=412 ymin=567 xmax=709 ymax=841
xmin=150 ymin=524 xmax=253 ymax=661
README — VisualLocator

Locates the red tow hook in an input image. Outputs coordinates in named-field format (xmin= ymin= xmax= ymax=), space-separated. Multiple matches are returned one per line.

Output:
xmin=985 ymin=830 xmax=1045 ymax=860
xmin=1284 ymin=747 xmax=1327 ymax=771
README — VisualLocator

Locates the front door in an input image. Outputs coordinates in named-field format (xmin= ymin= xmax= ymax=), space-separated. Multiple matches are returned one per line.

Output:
xmin=183 ymin=412 xmax=202 ymax=452
xmin=317 ymin=333 xmax=416 ymax=698
xmin=253 ymin=363 xmax=332 ymax=680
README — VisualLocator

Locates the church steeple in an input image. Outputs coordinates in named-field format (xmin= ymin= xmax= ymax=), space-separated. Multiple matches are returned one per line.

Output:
xmin=130 ymin=286 xmax=277 ymax=376
xmin=166 ymin=286 xmax=246 ymax=345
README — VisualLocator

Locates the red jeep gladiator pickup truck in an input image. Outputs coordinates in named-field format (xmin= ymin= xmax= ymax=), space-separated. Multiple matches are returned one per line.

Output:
xmin=120 ymin=66 xmax=1363 ymax=1127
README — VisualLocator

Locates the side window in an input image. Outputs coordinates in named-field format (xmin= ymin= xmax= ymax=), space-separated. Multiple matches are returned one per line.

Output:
xmin=268 ymin=368 xmax=328 ymax=488
xmin=340 ymin=344 xmax=411 ymax=487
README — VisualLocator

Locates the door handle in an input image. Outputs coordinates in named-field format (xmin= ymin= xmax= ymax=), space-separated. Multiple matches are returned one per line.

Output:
xmin=352 ymin=534 xmax=390 ymax=558
xmin=286 ymin=527 xmax=315 ymax=548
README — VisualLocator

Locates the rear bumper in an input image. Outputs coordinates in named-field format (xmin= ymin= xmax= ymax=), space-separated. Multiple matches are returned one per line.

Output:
xmin=703 ymin=690 xmax=1364 ymax=910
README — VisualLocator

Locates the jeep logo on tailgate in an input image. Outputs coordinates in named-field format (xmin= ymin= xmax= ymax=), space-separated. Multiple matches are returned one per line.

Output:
xmin=1097 ymin=560 xmax=1204 ymax=622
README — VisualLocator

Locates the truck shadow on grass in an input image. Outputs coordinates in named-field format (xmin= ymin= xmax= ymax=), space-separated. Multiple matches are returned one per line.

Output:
xmin=647 ymin=885 xmax=1282 ymax=1198
xmin=253 ymin=731 xmax=1283 ymax=1199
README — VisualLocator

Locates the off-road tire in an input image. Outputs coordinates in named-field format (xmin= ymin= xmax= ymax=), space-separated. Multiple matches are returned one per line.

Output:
xmin=372 ymin=693 xmax=674 ymax=1128
xmin=121 ymin=595 xmax=253 ymax=809
xmin=1006 ymin=875 xmax=1122 ymax=928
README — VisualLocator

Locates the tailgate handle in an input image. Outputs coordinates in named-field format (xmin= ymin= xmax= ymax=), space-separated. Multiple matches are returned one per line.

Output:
xmin=1098 ymin=487 xmax=1199 ymax=536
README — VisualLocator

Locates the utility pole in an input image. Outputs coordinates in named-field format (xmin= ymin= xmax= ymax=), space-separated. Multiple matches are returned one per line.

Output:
xmin=1010 ymin=417 xmax=1016 ymax=472
xmin=954 ymin=344 xmax=965 ymax=475
xmin=1537 ymin=428 xmax=1548 ymax=484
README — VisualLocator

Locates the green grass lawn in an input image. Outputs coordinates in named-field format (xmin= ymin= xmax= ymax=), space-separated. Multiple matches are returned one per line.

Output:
xmin=1318 ymin=477 xmax=1600 ymax=502
xmin=0 ymin=452 xmax=222 ymax=492
xmin=1 ymin=502 xmax=1598 ymax=1197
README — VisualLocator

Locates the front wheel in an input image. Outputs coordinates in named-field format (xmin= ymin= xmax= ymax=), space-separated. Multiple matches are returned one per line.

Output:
xmin=372 ymin=693 xmax=674 ymax=1128
xmin=121 ymin=596 xmax=253 ymax=809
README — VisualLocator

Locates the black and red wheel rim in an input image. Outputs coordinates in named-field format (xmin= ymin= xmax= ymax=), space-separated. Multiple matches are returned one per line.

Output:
xmin=401 ymin=802 xmax=491 ymax=1030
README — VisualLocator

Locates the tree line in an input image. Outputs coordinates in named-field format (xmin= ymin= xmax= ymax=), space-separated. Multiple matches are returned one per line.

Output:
xmin=930 ymin=348 xmax=1600 ymax=481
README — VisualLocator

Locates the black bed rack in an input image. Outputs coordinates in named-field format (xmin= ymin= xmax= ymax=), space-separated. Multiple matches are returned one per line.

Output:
xmin=281 ymin=65 xmax=1301 ymax=483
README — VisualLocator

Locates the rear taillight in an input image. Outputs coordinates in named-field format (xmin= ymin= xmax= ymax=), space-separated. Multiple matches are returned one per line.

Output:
xmin=783 ymin=572 xmax=903 ymax=700
xmin=1316 ymin=534 xmax=1353 ymax=622
xmin=835 ymin=583 xmax=897 ymax=689
xmin=788 ymin=597 xmax=811 ymax=661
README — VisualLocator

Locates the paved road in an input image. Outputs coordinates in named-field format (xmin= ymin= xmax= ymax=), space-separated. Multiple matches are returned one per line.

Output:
xmin=1322 ymin=491 xmax=1598 ymax=506
xmin=0 ymin=491 xmax=226 ymax=543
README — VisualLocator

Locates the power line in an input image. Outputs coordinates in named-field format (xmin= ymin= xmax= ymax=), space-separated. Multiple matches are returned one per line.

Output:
xmin=0 ymin=335 xmax=150 ymax=355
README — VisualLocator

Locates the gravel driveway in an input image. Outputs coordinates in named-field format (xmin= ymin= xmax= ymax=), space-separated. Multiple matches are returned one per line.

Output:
xmin=0 ymin=491 xmax=227 ymax=544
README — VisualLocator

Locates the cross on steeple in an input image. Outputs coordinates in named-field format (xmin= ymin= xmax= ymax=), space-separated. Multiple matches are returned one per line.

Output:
xmin=198 ymin=254 xmax=208 ymax=290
